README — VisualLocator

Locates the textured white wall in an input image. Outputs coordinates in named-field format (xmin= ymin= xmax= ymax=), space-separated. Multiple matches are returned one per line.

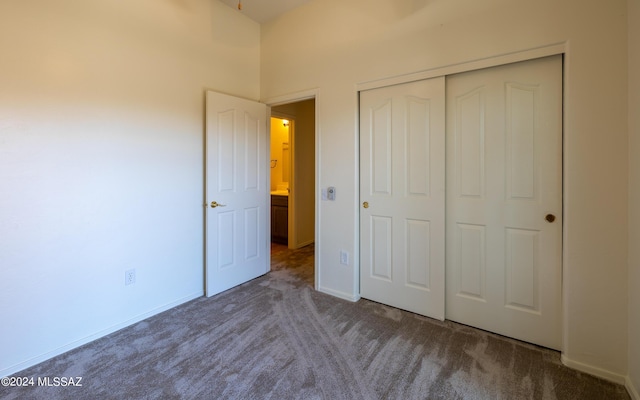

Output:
xmin=261 ymin=0 xmax=629 ymax=380
xmin=628 ymin=0 xmax=640 ymax=396
xmin=0 ymin=0 xmax=260 ymax=376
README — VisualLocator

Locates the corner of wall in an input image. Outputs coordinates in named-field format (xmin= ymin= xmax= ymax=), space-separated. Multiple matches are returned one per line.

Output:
xmin=626 ymin=376 xmax=640 ymax=400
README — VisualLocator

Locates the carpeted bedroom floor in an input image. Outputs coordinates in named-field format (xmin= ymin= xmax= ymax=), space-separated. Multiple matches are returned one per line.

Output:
xmin=0 ymin=243 xmax=630 ymax=399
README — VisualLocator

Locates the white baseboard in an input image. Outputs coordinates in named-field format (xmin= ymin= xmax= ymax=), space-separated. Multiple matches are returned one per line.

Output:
xmin=1 ymin=291 xmax=203 ymax=379
xmin=627 ymin=375 xmax=640 ymax=400
xmin=560 ymin=354 xmax=627 ymax=385
xmin=318 ymin=285 xmax=360 ymax=302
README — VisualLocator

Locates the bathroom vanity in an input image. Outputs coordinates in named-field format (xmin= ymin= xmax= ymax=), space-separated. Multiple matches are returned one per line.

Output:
xmin=270 ymin=194 xmax=288 ymax=245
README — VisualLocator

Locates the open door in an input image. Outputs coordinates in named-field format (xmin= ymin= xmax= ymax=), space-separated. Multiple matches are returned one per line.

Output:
xmin=205 ymin=91 xmax=269 ymax=297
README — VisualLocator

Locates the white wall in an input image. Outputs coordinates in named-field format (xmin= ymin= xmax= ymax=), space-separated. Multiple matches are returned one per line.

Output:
xmin=0 ymin=0 xmax=260 ymax=377
xmin=261 ymin=0 xmax=629 ymax=381
xmin=628 ymin=0 xmax=640 ymax=396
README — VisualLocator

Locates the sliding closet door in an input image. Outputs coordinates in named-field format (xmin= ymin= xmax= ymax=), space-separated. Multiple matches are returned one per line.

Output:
xmin=360 ymin=77 xmax=446 ymax=320
xmin=445 ymin=55 xmax=563 ymax=349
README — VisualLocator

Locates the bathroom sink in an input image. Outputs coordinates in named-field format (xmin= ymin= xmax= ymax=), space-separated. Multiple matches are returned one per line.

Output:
xmin=270 ymin=190 xmax=289 ymax=196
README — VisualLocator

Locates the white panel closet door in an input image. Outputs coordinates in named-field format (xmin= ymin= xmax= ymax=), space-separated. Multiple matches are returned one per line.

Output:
xmin=205 ymin=91 xmax=269 ymax=297
xmin=360 ymin=77 xmax=446 ymax=320
xmin=445 ymin=55 xmax=562 ymax=349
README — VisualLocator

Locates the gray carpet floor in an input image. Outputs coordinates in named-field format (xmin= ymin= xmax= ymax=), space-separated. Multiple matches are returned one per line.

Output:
xmin=0 ymin=244 xmax=630 ymax=399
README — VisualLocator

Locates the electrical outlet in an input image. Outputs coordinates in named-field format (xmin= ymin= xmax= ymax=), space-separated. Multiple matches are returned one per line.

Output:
xmin=125 ymin=269 xmax=136 ymax=286
xmin=340 ymin=250 xmax=349 ymax=265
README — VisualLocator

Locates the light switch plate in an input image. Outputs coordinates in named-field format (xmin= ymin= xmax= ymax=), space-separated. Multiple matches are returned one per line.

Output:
xmin=327 ymin=186 xmax=336 ymax=201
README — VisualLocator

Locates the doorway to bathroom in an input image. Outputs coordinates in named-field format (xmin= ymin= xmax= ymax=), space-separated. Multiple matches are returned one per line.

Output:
xmin=269 ymin=99 xmax=316 ymax=287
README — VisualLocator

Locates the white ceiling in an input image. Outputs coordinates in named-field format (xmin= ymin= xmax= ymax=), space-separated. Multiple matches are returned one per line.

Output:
xmin=218 ymin=0 xmax=313 ymax=24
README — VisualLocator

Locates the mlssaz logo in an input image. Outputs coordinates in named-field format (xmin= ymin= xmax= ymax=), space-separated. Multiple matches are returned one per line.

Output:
xmin=37 ymin=377 xmax=83 ymax=387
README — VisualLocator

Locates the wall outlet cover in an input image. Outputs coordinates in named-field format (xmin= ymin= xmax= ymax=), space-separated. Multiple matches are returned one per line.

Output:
xmin=125 ymin=269 xmax=136 ymax=286
xmin=340 ymin=250 xmax=349 ymax=265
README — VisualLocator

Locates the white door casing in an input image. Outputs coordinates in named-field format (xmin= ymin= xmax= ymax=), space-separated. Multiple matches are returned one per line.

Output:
xmin=359 ymin=77 xmax=446 ymax=320
xmin=445 ymin=55 xmax=563 ymax=349
xmin=205 ymin=91 xmax=269 ymax=297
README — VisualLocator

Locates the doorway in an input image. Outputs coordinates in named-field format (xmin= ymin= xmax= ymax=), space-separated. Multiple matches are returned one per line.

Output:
xmin=270 ymin=99 xmax=316 ymax=285
xmin=204 ymin=92 xmax=317 ymax=297
xmin=270 ymin=116 xmax=291 ymax=246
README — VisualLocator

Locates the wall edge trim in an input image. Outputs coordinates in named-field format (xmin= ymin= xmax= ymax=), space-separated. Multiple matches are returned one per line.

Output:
xmin=318 ymin=285 xmax=360 ymax=302
xmin=560 ymin=354 xmax=627 ymax=385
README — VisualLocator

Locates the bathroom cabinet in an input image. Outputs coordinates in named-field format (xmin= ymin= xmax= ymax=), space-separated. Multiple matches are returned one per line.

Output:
xmin=271 ymin=195 xmax=288 ymax=244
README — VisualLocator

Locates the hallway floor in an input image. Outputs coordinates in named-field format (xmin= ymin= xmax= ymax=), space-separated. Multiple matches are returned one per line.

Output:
xmin=270 ymin=242 xmax=314 ymax=288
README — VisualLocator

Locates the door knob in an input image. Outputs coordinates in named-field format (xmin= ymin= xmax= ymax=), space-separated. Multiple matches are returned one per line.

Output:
xmin=363 ymin=201 xmax=369 ymax=209
xmin=210 ymin=201 xmax=227 ymax=208
xmin=545 ymin=214 xmax=556 ymax=223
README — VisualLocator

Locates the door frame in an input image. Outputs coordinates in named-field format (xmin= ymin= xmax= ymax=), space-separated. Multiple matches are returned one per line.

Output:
xmin=264 ymin=89 xmax=320 ymax=290
xmin=355 ymin=42 xmax=567 ymax=343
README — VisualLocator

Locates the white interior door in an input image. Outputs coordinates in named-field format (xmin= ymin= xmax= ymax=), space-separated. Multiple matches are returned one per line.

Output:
xmin=445 ymin=55 xmax=563 ymax=349
xmin=360 ymin=77 xmax=446 ymax=320
xmin=205 ymin=91 xmax=269 ymax=297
